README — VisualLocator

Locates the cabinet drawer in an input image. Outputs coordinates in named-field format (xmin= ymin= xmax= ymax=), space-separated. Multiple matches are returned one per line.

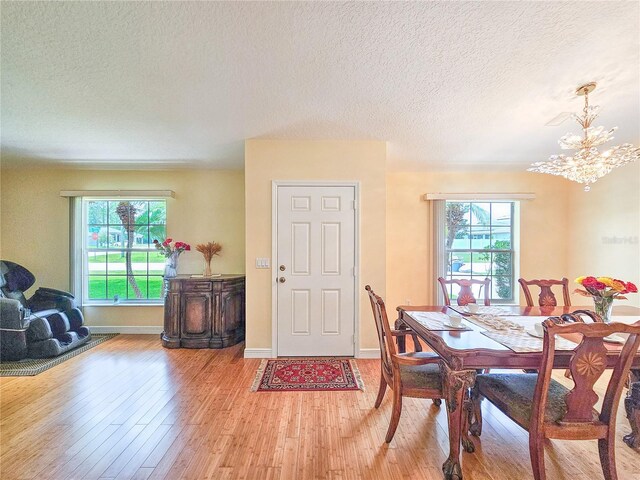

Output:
xmin=184 ymin=281 xmax=213 ymax=292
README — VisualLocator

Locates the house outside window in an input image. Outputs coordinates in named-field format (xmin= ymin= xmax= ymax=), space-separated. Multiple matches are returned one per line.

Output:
xmin=443 ymin=201 xmax=518 ymax=304
xmin=82 ymin=199 xmax=167 ymax=304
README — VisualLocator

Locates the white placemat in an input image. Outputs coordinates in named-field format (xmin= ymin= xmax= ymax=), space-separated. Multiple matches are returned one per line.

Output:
xmin=406 ymin=311 xmax=472 ymax=331
xmin=608 ymin=315 xmax=640 ymax=325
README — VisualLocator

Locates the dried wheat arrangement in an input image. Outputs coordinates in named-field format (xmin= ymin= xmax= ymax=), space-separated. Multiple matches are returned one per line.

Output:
xmin=196 ymin=242 xmax=222 ymax=276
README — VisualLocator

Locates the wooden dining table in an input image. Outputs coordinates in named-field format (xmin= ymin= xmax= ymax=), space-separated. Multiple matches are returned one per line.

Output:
xmin=395 ymin=304 xmax=640 ymax=480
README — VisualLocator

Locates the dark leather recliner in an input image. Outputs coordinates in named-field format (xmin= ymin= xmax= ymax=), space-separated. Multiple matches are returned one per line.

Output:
xmin=0 ymin=261 xmax=91 ymax=360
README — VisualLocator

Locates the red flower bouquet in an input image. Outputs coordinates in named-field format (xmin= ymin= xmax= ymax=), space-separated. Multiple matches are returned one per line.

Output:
xmin=575 ymin=276 xmax=637 ymax=322
xmin=153 ymin=238 xmax=190 ymax=278
xmin=153 ymin=238 xmax=191 ymax=258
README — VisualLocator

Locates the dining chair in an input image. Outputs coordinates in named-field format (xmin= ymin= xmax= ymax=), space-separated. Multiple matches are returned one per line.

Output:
xmin=557 ymin=310 xmax=603 ymax=379
xmin=518 ymin=277 xmax=571 ymax=307
xmin=470 ymin=318 xmax=640 ymax=480
xmin=438 ymin=277 xmax=491 ymax=306
xmin=438 ymin=277 xmax=491 ymax=377
xmin=365 ymin=285 xmax=443 ymax=442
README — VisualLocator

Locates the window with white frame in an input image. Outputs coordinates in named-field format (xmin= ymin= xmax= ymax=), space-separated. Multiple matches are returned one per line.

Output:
xmin=82 ymin=199 xmax=167 ymax=304
xmin=442 ymin=201 xmax=518 ymax=303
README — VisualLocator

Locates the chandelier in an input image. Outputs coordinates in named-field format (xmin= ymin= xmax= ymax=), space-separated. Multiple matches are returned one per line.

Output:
xmin=528 ymin=82 xmax=639 ymax=191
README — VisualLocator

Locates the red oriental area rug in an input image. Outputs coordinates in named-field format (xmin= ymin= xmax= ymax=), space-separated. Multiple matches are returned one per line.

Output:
xmin=251 ymin=358 xmax=364 ymax=392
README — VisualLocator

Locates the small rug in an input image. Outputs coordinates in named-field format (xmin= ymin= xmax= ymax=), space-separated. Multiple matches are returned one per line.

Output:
xmin=0 ymin=333 xmax=119 ymax=377
xmin=251 ymin=358 xmax=364 ymax=392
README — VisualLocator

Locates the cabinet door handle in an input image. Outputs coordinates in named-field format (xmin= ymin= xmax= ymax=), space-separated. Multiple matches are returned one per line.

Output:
xmin=278 ymin=277 xmax=286 ymax=283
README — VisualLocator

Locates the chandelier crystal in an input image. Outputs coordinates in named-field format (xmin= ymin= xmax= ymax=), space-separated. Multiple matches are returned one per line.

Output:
xmin=528 ymin=82 xmax=639 ymax=191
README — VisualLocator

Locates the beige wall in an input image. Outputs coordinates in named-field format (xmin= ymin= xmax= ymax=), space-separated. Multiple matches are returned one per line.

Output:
xmin=567 ymin=162 xmax=640 ymax=307
xmin=0 ymin=165 xmax=3 ymax=258
xmin=244 ymin=139 xmax=387 ymax=352
xmin=385 ymin=171 xmax=572 ymax=311
xmin=2 ymin=152 xmax=636 ymax=341
xmin=0 ymin=167 xmax=245 ymax=326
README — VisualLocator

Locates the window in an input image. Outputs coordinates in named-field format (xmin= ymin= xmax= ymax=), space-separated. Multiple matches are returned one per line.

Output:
xmin=443 ymin=201 xmax=517 ymax=303
xmin=83 ymin=199 xmax=167 ymax=304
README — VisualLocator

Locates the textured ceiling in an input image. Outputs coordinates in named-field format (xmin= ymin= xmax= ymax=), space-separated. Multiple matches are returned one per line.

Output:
xmin=1 ymin=1 xmax=639 ymax=170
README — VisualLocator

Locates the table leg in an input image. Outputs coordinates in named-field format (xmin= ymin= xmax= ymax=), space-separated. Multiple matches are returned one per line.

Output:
xmin=394 ymin=317 xmax=407 ymax=354
xmin=395 ymin=315 xmax=423 ymax=353
xmin=441 ymin=364 xmax=476 ymax=480
xmin=623 ymin=369 xmax=640 ymax=449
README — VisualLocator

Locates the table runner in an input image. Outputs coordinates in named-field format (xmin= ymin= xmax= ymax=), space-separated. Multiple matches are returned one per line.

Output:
xmin=405 ymin=311 xmax=472 ymax=331
xmin=473 ymin=314 xmax=639 ymax=352
xmin=481 ymin=329 xmax=578 ymax=353
xmin=464 ymin=314 xmax=531 ymax=331
xmin=463 ymin=314 xmax=578 ymax=352
xmin=450 ymin=305 xmax=519 ymax=316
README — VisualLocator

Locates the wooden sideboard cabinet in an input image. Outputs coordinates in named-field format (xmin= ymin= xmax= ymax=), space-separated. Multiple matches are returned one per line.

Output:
xmin=162 ymin=275 xmax=245 ymax=349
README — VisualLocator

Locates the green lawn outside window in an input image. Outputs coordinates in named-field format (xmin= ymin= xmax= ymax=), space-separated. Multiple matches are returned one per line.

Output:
xmin=84 ymin=199 xmax=167 ymax=303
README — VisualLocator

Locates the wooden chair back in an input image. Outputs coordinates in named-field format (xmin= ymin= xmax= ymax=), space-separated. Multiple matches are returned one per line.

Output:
xmin=437 ymin=277 xmax=491 ymax=306
xmin=365 ymin=285 xmax=397 ymax=384
xmin=557 ymin=309 xmax=602 ymax=324
xmin=534 ymin=319 xmax=640 ymax=437
xmin=518 ymin=277 xmax=571 ymax=307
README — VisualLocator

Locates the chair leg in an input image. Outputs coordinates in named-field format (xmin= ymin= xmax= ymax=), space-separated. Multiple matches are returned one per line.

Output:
xmin=469 ymin=389 xmax=483 ymax=437
xmin=598 ymin=437 xmax=618 ymax=480
xmin=374 ymin=371 xmax=387 ymax=408
xmin=385 ymin=386 xmax=402 ymax=443
xmin=529 ymin=433 xmax=546 ymax=480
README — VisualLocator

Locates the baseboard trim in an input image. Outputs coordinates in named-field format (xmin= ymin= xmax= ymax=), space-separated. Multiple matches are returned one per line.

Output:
xmin=88 ymin=326 xmax=163 ymax=334
xmin=358 ymin=348 xmax=381 ymax=359
xmin=243 ymin=348 xmax=274 ymax=358
xmin=243 ymin=348 xmax=379 ymax=359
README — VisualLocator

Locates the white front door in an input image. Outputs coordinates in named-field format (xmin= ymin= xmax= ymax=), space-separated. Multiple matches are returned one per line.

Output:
xmin=276 ymin=185 xmax=356 ymax=356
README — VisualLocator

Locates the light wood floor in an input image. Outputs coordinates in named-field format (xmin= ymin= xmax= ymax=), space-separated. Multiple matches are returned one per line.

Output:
xmin=0 ymin=335 xmax=638 ymax=480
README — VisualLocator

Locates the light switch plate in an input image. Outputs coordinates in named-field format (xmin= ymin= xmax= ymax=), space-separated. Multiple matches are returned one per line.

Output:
xmin=255 ymin=257 xmax=270 ymax=269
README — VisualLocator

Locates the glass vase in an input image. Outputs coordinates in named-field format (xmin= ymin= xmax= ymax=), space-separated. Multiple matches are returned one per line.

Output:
xmin=204 ymin=259 xmax=212 ymax=277
xmin=164 ymin=251 xmax=180 ymax=278
xmin=593 ymin=295 xmax=614 ymax=323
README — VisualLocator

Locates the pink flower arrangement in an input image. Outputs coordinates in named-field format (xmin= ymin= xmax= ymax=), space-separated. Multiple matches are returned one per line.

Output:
xmin=574 ymin=275 xmax=637 ymax=322
xmin=153 ymin=238 xmax=191 ymax=258
xmin=575 ymin=276 xmax=637 ymax=299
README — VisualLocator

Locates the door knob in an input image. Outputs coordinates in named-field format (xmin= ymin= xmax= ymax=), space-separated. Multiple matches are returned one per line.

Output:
xmin=279 ymin=265 xmax=286 ymax=271
xmin=278 ymin=277 xmax=286 ymax=283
